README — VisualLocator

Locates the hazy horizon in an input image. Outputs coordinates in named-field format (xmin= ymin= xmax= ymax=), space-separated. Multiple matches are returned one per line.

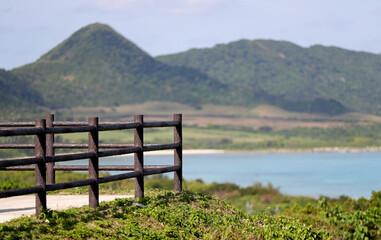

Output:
xmin=1 ymin=0 xmax=381 ymax=70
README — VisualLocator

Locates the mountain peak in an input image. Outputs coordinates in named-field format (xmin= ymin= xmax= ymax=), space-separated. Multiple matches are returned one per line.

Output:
xmin=37 ymin=22 xmax=150 ymax=64
xmin=12 ymin=23 xmax=227 ymax=109
xmin=81 ymin=22 xmax=113 ymax=31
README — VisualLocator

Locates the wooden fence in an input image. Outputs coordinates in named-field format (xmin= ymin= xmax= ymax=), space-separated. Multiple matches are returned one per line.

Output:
xmin=0 ymin=114 xmax=182 ymax=216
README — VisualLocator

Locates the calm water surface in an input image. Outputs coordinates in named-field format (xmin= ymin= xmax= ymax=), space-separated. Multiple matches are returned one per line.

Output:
xmin=61 ymin=152 xmax=381 ymax=199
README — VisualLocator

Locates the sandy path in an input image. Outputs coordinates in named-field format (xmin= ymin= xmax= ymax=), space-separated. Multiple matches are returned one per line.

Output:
xmin=0 ymin=195 xmax=132 ymax=223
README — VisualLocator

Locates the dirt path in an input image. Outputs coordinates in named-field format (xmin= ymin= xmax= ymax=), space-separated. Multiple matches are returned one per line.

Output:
xmin=0 ymin=195 xmax=132 ymax=223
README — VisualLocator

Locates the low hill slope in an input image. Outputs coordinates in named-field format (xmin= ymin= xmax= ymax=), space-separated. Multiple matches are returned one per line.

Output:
xmin=0 ymin=69 xmax=43 ymax=108
xmin=157 ymin=39 xmax=381 ymax=115
xmin=0 ymin=69 xmax=44 ymax=120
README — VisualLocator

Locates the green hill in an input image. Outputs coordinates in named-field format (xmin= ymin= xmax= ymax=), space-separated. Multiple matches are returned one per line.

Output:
xmin=11 ymin=23 xmax=286 ymax=111
xmin=11 ymin=23 xmax=254 ymax=109
xmin=157 ymin=39 xmax=381 ymax=115
xmin=0 ymin=69 xmax=44 ymax=120
xmin=4 ymin=23 xmax=379 ymax=116
xmin=0 ymin=69 xmax=43 ymax=107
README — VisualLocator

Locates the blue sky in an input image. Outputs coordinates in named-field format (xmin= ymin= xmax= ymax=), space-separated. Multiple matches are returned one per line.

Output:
xmin=1 ymin=0 xmax=380 ymax=70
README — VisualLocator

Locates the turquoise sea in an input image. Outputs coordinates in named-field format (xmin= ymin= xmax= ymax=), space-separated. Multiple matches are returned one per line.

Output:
xmin=62 ymin=151 xmax=381 ymax=199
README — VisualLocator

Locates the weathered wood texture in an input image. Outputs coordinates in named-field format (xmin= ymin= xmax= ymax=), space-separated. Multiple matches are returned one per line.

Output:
xmin=0 ymin=114 xmax=182 ymax=216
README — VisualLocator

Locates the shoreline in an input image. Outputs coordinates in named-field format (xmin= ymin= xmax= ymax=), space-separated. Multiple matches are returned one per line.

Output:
xmin=225 ymin=146 xmax=381 ymax=154
xmin=143 ymin=149 xmax=225 ymax=156
xmin=141 ymin=147 xmax=381 ymax=156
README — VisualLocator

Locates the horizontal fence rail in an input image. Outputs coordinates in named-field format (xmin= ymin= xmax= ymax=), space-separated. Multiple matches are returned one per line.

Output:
xmin=2 ymin=164 xmax=174 ymax=171
xmin=0 ymin=114 xmax=182 ymax=216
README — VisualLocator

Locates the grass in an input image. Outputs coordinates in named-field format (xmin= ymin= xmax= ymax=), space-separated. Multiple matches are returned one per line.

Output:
xmin=4 ymin=122 xmax=381 ymax=161
xmin=50 ymin=123 xmax=381 ymax=152
xmin=0 ymin=190 xmax=330 ymax=239
xmin=45 ymin=100 xmax=381 ymax=151
xmin=1 ymin=172 xmax=381 ymax=239
xmin=60 ymin=102 xmax=381 ymax=123
xmin=3 ymin=102 xmax=381 ymax=160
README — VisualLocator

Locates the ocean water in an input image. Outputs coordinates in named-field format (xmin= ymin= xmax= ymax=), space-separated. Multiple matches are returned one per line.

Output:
xmin=60 ymin=152 xmax=381 ymax=199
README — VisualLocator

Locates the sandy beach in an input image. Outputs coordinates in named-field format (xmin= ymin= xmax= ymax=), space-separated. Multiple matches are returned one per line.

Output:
xmin=138 ymin=147 xmax=381 ymax=156
xmin=224 ymin=146 xmax=381 ymax=154
xmin=143 ymin=149 xmax=225 ymax=155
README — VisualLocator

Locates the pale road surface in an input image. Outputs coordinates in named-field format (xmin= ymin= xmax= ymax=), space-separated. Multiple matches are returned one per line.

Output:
xmin=0 ymin=195 xmax=132 ymax=223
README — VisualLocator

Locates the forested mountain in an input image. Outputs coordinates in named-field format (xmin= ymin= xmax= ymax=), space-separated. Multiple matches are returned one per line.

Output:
xmin=157 ymin=40 xmax=381 ymax=115
xmin=0 ymin=70 xmax=44 ymax=120
xmin=11 ymin=23 xmax=270 ymax=109
xmin=0 ymin=69 xmax=43 ymax=109
xmin=2 ymin=23 xmax=380 ymax=117
xmin=11 ymin=23 xmax=229 ymax=108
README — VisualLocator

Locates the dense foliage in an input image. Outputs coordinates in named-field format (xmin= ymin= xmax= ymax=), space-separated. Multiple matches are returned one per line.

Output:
xmin=157 ymin=39 xmax=381 ymax=115
xmin=285 ymin=191 xmax=381 ymax=239
xmin=2 ymin=23 xmax=378 ymax=116
xmin=0 ymin=70 xmax=44 ymax=120
xmin=0 ymin=70 xmax=42 ymax=108
xmin=1 ymin=172 xmax=381 ymax=239
xmin=0 ymin=190 xmax=329 ymax=239
xmin=9 ymin=23 xmax=266 ymax=110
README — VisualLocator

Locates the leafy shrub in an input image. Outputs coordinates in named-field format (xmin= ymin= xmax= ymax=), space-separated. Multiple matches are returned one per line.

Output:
xmin=0 ymin=190 xmax=330 ymax=239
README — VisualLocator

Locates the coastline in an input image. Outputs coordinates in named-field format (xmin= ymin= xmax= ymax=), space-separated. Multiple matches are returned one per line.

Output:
xmin=143 ymin=149 xmax=225 ymax=156
xmin=144 ymin=146 xmax=381 ymax=155
xmin=226 ymin=146 xmax=381 ymax=154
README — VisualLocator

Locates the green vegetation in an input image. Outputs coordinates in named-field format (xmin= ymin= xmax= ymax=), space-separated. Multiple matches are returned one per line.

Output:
xmin=285 ymin=192 xmax=381 ymax=239
xmin=0 ymin=171 xmax=144 ymax=195
xmin=9 ymin=23 xmax=263 ymax=111
xmin=0 ymin=190 xmax=330 ymax=239
xmin=2 ymin=121 xmax=381 ymax=160
xmin=0 ymin=70 xmax=44 ymax=120
xmin=0 ymin=70 xmax=42 ymax=109
xmin=1 ymin=171 xmax=381 ymax=239
xmin=194 ymin=123 xmax=381 ymax=150
xmin=2 ymin=22 xmax=381 ymax=239
xmin=157 ymin=39 xmax=381 ymax=115
xmin=2 ymin=22 xmax=380 ymax=118
xmin=186 ymin=179 xmax=381 ymax=239
xmin=51 ymin=123 xmax=381 ymax=151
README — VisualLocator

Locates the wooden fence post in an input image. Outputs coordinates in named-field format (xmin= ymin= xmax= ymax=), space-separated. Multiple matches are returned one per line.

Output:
xmin=0 ymin=114 xmax=182 ymax=208
xmin=134 ymin=115 xmax=144 ymax=198
xmin=46 ymin=114 xmax=55 ymax=184
xmin=174 ymin=114 xmax=182 ymax=191
xmin=88 ymin=117 xmax=99 ymax=207
xmin=35 ymin=119 xmax=46 ymax=216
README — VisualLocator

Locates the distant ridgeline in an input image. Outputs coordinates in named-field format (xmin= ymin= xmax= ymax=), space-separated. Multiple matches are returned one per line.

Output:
xmin=2 ymin=23 xmax=381 ymax=118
